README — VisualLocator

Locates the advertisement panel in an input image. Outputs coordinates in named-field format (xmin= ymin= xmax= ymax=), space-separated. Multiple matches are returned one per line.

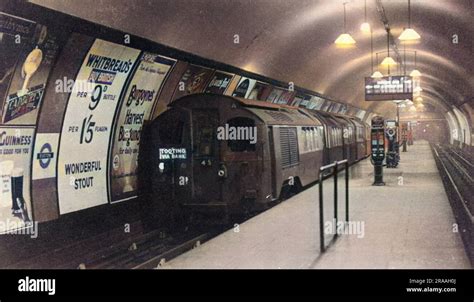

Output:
xmin=0 ymin=13 xmax=35 ymax=122
xmin=232 ymin=77 xmax=256 ymax=99
xmin=109 ymin=52 xmax=175 ymax=203
xmin=32 ymin=133 xmax=59 ymax=180
xmin=172 ymin=65 xmax=213 ymax=100
xmin=57 ymin=39 xmax=140 ymax=214
xmin=247 ymin=82 xmax=270 ymax=100
xmin=1 ymin=16 xmax=63 ymax=125
xmin=291 ymin=95 xmax=304 ymax=106
xmin=0 ymin=126 xmax=34 ymax=233
xmin=205 ymin=71 xmax=233 ymax=94
xmin=321 ymin=100 xmax=332 ymax=112
xmin=266 ymin=88 xmax=284 ymax=103
xmin=276 ymin=91 xmax=295 ymax=105
xmin=306 ymin=96 xmax=326 ymax=110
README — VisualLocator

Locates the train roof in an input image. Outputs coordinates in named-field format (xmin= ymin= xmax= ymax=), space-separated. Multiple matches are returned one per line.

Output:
xmin=169 ymin=93 xmax=322 ymax=126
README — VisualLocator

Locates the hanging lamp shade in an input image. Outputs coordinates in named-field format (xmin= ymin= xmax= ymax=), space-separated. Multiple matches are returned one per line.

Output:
xmin=360 ymin=0 xmax=371 ymax=34
xmin=381 ymin=56 xmax=397 ymax=66
xmin=410 ymin=69 xmax=422 ymax=77
xmin=335 ymin=33 xmax=356 ymax=45
xmin=335 ymin=3 xmax=356 ymax=46
xmin=399 ymin=0 xmax=421 ymax=42
xmin=371 ymin=71 xmax=384 ymax=78
xmin=360 ymin=22 xmax=371 ymax=34
xmin=399 ymin=28 xmax=421 ymax=41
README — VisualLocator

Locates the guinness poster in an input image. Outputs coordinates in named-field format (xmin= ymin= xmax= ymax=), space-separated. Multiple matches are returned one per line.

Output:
xmin=0 ymin=126 xmax=34 ymax=233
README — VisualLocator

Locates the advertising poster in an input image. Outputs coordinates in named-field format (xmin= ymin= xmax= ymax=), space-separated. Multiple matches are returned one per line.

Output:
xmin=330 ymin=103 xmax=341 ymax=113
xmin=247 ymin=82 xmax=270 ymax=100
xmin=232 ymin=77 xmax=256 ymax=99
xmin=338 ymin=104 xmax=348 ymax=114
xmin=205 ymin=71 xmax=233 ymax=94
xmin=299 ymin=95 xmax=312 ymax=108
xmin=32 ymin=133 xmax=59 ymax=180
xmin=321 ymin=100 xmax=332 ymax=112
xmin=0 ymin=126 xmax=34 ymax=233
xmin=276 ymin=91 xmax=295 ymax=105
xmin=109 ymin=52 xmax=175 ymax=203
xmin=57 ymin=39 xmax=140 ymax=214
xmin=266 ymin=88 xmax=284 ymax=103
xmin=1 ymin=18 xmax=63 ymax=125
xmin=0 ymin=13 xmax=35 ymax=124
xmin=291 ymin=95 xmax=304 ymax=106
xmin=309 ymin=96 xmax=326 ymax=110
xmin=172 ymin=64 xmax=213 ymax=100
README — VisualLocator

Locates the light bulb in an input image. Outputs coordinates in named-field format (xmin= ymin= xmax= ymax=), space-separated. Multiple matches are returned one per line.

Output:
xmin=360 ymin=22 xmax=371 ymax=34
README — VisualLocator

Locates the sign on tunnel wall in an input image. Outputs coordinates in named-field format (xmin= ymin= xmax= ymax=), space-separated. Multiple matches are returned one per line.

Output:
xmin=108 ymin=52 xmax=175 ymax=203
xmin=0 ymin=13 xmax=63 ymax=126
xmin=171 ymin=64 xmax=214 ymax=101
xmin=0 ymin=126 xmax=34 ymax=233
xmin=57 ymin=39 xmax=141 ymax=214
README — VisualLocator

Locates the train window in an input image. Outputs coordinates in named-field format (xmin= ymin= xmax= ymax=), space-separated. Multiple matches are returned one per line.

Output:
xmin=316 ymin=127 xmax=323 ymax=150
xmin=299 ymin=127 xmax=322 ymax=153
xmin=193 ymin=109 xmax=218 ymax=157
xmin=226 ymin=117 xmax=257 ymax=152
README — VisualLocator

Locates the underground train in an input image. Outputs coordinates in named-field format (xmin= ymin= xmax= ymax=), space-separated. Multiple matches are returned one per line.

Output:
xmin=140 ymin=93 xmax=370 ymax=224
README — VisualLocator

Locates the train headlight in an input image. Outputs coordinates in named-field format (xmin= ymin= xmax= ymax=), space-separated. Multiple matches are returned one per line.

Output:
xmin=217 ymin=164 xmax=227 ymax=178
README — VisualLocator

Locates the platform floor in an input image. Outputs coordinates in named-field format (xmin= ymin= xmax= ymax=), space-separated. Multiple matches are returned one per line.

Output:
xmin=163 ymin=140 xmax=471 ymax=269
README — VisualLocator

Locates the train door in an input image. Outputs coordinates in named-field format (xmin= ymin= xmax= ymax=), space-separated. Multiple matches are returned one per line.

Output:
xmin=191 ymin=109 xmax=222 ymax=202
xmin=143 ymin=107 xmax=191 ymax=228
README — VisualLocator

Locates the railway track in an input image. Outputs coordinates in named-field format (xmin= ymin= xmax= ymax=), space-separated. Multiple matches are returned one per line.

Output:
xmin=6 ymin=224 xmax=222 ymax=269
xmin=6 ymin=156 xmax=365 ymax=269
xmin=432 ymin=143 xmax=473 ymax=264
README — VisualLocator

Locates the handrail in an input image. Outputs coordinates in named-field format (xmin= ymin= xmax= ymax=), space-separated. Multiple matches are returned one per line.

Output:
xmin=318 ymin=159 xmax=350 ymax=253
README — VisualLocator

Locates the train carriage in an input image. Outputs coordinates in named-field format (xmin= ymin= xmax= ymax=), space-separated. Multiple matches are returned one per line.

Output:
xmin=332 ymin=115 xmax=357 ymax=164
xmin=304 ymin=111 xmax=344 ymax=165
xmin=141 ymin=93 xmax=324 ymax=223
xmin=350 ymin=118 xmax=369 ymax=161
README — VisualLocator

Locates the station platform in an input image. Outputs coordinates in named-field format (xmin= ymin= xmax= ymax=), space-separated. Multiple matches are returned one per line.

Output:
xmin=163 ymin=141 xmax=471 ymax=269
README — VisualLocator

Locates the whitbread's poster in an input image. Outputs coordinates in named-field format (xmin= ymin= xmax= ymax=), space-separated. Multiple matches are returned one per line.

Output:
xmin=109 ymin=52 xmax=175 ymax=203
xmin=57 ymin=39 xmax=140 ymax=214
xmin=0 ymin=127 xmax=34 ymax=233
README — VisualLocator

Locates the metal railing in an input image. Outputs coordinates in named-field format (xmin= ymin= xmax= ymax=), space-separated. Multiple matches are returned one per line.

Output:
xmin=318 ymin=159 xmax=349 ymax=253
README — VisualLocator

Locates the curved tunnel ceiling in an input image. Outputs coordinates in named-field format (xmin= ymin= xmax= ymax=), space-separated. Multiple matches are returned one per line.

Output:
xmin=30 ymin=0 xmax=473 ymax=116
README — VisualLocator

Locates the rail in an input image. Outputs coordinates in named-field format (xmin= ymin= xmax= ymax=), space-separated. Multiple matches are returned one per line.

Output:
xmin=432 ymin=144 xmax=473 ymax=265
xmin=318 ymin=159 xmax=349 ymax=253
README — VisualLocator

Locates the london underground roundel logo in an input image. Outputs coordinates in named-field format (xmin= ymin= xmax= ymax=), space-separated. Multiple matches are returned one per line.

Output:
xmin=37 ymin=143 xmax=54 ymax=169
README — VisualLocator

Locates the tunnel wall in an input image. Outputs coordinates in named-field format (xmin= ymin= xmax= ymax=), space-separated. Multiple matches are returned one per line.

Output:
xmin=0 ymin=3 xmax=372 ymax=233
